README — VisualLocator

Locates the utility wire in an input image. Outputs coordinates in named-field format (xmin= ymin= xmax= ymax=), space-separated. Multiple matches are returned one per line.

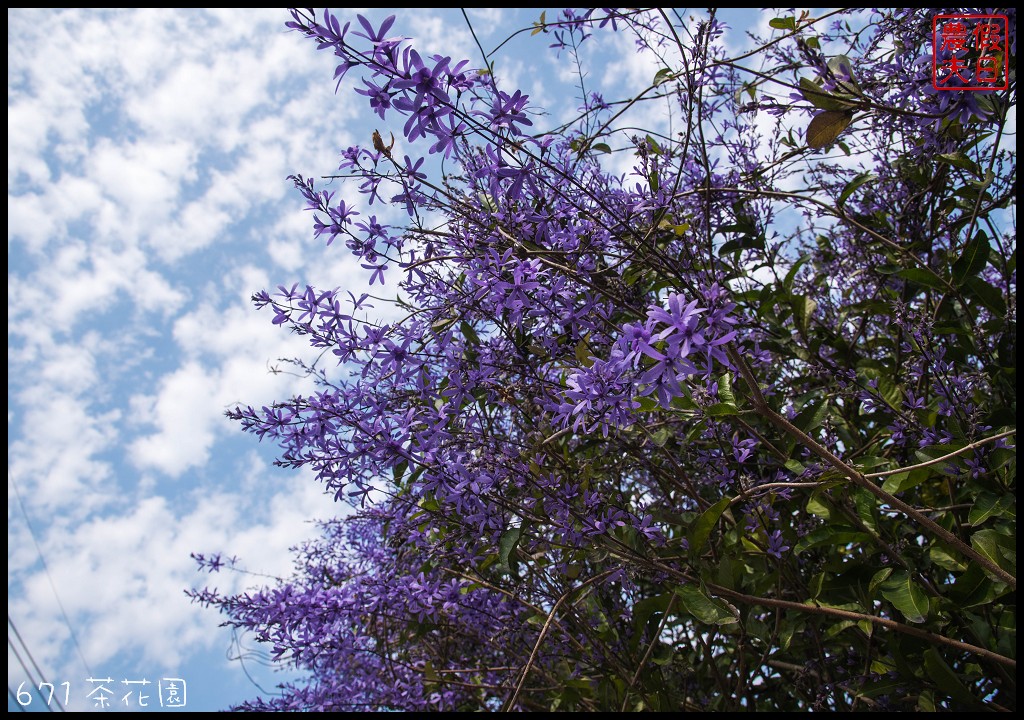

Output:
xmin=8 ymin=466 xmax=94 ymax=679
xmin=7 ymin=634 xmax=53 ymax=711
xmin=9 ymin=615 xmax=66 ymax=712
xmin=8 ymin=685 xmax=28 ymax=712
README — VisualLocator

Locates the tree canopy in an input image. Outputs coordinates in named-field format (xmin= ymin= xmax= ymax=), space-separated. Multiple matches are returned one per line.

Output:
xmin=189 ymin=8 xmax=1016 ymax=711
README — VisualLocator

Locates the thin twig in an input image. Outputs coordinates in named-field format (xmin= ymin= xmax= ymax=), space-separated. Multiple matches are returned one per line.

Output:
xmin=501 ymin=570 xmax=615 ymax=711
xmin=707 ymin=583 xmax=1016 ymax=670
xmin=864 ymin=430 xmax=1015 ymax=478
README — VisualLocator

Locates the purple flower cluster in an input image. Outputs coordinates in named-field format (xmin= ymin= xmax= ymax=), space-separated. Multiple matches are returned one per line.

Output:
xmin=190 ymin=8 xmax=1015 ymax=712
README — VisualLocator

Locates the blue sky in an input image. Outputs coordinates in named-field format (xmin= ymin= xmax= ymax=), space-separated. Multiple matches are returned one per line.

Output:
xmin=7 ymin=7 xmax=819 ymax=711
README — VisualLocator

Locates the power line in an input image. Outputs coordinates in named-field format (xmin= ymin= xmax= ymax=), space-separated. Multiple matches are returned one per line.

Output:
xmin=8 ymin=633 xmax=53 ymax=712
xmin=8 ymin=466 xmax=94 ymax=679
xmin=8 ymin=685 xmax=28 ymax=712
xmin=8 ymin=615 xmax=66 ymax=712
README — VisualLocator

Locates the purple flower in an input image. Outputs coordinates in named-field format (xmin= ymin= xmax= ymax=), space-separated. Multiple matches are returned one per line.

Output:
xmin=766 ymin=530 xmax=790 ymax=559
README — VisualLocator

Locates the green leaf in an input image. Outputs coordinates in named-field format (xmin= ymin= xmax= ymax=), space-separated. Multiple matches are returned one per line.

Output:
xmin=881 ymin=470 xmax=925 ymax=494
xmin=790 ymin=295 xmax=817 ymax=335
xmin=782 ymin=253 xmax=811 ymax=291
xmin=717 ymin=373 xmax=735 ymax=406
xmin=897 ymin=267 xmax=948 ymax=292
xmin=970 ymin=528 xmax=1016 ymax=576
xmin=806 ymin=110 xmax=853 ymax=149
xmin=431 ymin=315 xmax=457 ymax=333
xmin=460 ymin=321 xmax=481 ymax=346
xmin=806 ymin=494 xmax=831 ymax=520
xmin=651 ymin=644 xmax=674 ymax=666
xmin=575 ymin=338 xmax=594 ymax=367
xmin=869 ymin=567 xmax=892 ymax=596
xmin=827 ymin=55 xmax=863 ymax=97
xmin=929 ymin=545 xmax=967 ymax=572
xmin=631 ymin=593 xmax=672 ymax=649
xmin=392 ymin=459 xmax=408 ymax=482
xmin=784 ymin=459 xmax=806 ymax=476
xmin=794 ymin=526 xmax=872 ymax=554
xmin=651 ymin=426 xmax=672 ymax=447
xmin=962 ymin=275 xmax=1006 ymax=317
xmin=652 ymin=67 xmax=674 ymax=86
xmin=792 ymin=399 xmax=829 ymax=434
xmin=937 ymin=151 xmax=981 ymax=176
xmin=968 ymin=493 xmax=1015 ymax=526
xmin=688 ymin=497 xmax=732 ymax=557
xmin=769 ymin=16 xmax=796 ymax=31
xmin=853 ymin=488 xmax=877 ymax=532
xmin=590 ymin=142 xmax=612 ymax=154
xmin=705 ymin=402 xmax=738 ymax=416
xmin=952 ymin=231 xmax=990 ymax=285
xmin=674 ymin=584 xmax=737 ymax=625
xmin=879 ymin=571 xmax=929 ymax=623
xmin=948 ymin=563 xmax=1010 ymax=608
xmin=499 ymin=526 xmax=522 ymax=576
xmin=923 ymin=648 xmax=984 ymax=708
xmin=798 ymin=77 xmax=856 ymax=111
xmin=838 ymin=172 xmax=876 ymax=206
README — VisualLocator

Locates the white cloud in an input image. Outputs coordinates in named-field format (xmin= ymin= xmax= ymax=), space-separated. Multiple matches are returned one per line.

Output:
xmin=7 ymin=9 xmax=367 ymax=709
xmin=9 ymin=461 xmax=333 ymax=710
xmin=6 ymin=392 xmax=120 ymax=517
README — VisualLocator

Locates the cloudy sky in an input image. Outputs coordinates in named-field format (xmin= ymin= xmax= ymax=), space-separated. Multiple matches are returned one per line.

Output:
xmin=7 ymin=7 xmax=780 ymax=711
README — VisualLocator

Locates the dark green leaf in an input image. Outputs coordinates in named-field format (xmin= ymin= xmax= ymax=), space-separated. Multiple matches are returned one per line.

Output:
xmin=791 ymin=295 xmax=817 ymax=335
xmin=928 ymin=545 xmax=967 ymax=572
xmin=792 ymin=399 xmax=829 ymax=434
xmin=499 ymin=526 xmax=522 ymax=576
xmin=897 ymin=267 xmax=948 ymax=292
xmin=631 ymin=593 xmax=672 ymax=649
xmin=674 ymin=584 xmax=737 ymax=625
xmin=962 ymin=275 xmax=1006 ymax=316
xmin=688 ymin=496 xmax=731 ymax=557
xmin=949 ymin=563 xmax=1010 ymax=608
xmin=952 ymin=232 xmax=990 ymax=285
xmin=651 ymin=644 xmax=674 ymax=665
xmin=923 ymin=648 xmax=984 ymax=708
xmin=869 ymin=567 xmax=892 ymax=596
xmin=782 ymin=253 xmax=811 ymax=291
xmin=460 ymin=321 xmax=481 ymax=346
xmin=794 ymin=526 xmax=872 ymax=554
xmin=837 ymin=172 xmax=876 ymax=206
xmin=705 ymin=402 xmax=738 ymax=416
